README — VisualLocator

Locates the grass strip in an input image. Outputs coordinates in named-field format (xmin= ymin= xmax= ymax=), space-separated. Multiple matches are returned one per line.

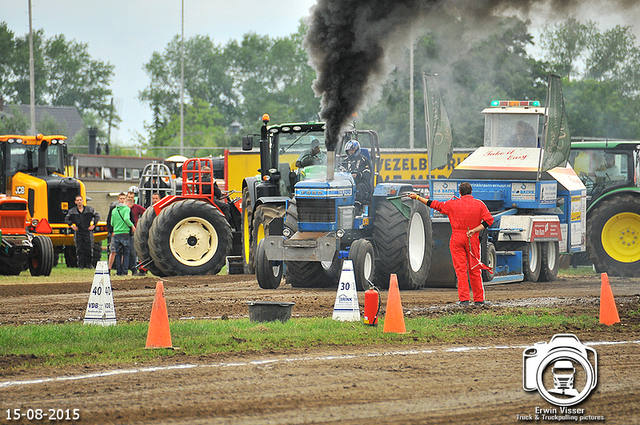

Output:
xmin=0 ymin=309 xmax=598 ymax=371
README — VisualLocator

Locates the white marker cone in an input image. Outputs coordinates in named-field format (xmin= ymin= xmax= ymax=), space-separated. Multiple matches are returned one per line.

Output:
xmin=332 ymin=260 xmax=360 ymax=322
xmin=84 ymin=261 xmax=117 ymax=326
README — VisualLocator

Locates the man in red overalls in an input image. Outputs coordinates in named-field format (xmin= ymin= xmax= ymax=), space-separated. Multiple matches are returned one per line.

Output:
xmin=409 ymin=182 xmax=494 ymax=305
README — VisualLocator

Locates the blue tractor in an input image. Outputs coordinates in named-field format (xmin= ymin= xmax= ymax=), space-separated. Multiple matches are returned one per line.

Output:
xmin=242 ymin=117 xmax=432 ymax=290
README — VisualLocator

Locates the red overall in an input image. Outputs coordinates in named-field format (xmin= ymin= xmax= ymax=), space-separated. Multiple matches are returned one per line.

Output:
xmin=429 ymin=195 xmax=494 ymax=302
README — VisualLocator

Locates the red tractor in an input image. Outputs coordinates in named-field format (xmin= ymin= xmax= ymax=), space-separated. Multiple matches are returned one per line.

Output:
xmin=134 ymin=158 xmax=242 ymax=276
xmin=0 ymin=195 xmax=55 ymax=276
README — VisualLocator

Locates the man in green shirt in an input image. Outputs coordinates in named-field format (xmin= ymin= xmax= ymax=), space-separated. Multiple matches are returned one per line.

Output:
xmin=110 ymin=192 xmax=136 ymax=275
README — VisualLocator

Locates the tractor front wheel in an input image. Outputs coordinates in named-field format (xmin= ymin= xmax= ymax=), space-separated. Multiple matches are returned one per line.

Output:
xmin=29 ymin=235 xmax=55 ymax=276
xmin=256 ymin=239 xmax=282 ymax=289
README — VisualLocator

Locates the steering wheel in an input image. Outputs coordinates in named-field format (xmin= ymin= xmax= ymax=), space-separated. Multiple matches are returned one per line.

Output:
xmin=299 ymin=154 xmax=318 ymax=167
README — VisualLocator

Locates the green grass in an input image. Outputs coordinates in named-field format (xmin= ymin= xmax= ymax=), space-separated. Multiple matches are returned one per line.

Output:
xmin=558 ymin=266 xmax=597 ymax=277
xmin=0 ymin=310 xmax=599 ymax=370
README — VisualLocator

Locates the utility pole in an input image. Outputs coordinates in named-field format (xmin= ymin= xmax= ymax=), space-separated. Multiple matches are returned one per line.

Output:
xmin=179 ymin=0 xmax=185 ymax=155
xmin=28 ymin=0 xmax=36 ymax=135
xmin=409 ymin=30 xmax=414 ymax=150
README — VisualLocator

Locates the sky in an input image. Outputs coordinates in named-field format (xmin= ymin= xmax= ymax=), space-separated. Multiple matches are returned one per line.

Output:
xmin=3 ymin=0 xmax=318 ymax=145
xmin=3 ymin=1 xmax=640 ymax=146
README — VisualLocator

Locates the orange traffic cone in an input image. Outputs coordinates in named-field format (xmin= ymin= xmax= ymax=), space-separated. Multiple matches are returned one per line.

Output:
xmin=145 ymin=281 xmax=173 ymax=349
xmin=599 ymin=273 xmax=620 ymax=326
xmin=383 ymin=274 xmax=406 ymax=334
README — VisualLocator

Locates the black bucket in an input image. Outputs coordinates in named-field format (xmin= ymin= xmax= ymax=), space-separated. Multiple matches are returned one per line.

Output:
xmin=246 ymin=301 xmax=295 ymax=323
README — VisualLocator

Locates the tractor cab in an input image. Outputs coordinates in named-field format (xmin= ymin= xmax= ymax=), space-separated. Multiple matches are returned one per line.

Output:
xmin=482 ymin=100 xmax=544 ymax=148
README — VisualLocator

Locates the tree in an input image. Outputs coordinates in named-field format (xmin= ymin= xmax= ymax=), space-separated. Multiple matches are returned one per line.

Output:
xmin=540 ymin=18 xmax=597 ymax=81
xmin=140 ymin=21 xmax=318 ymax=148
xmin=359 ymin=16 xmax=548 ymax=148
xmin=0 ymin=23 xmax=16 ymax=100
xmin=0 ymin=22 xmax=119 ymax=140
xmin=145 ymin=98 xmax=229 ymax=158
xmin=0 ymin=106 xmax=28 ymax=134
xmin=540 ymin=19 xmax=640 ymax=139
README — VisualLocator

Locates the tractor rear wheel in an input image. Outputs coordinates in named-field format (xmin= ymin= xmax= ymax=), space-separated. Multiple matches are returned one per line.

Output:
xmin=29 ymin=235 xmax=54 ymax=276
xmin=539 ymin=241 xmax=559 ymax=282
xmin=587 ymin=194 xmax=640 ymax=276
xmin=133 ymin=207 xmax=165 ymax=276
xmin=148 ymin=199 xmax=232 ymax=276
xmin=522 ymin=241 xmax=542 ymax=282
xmin=64 ymin=246 xmax=77 ymax=268
xmin=283 ymin=199 xmax=343 ymax=288
xmin=481 ymin=242 xmax=496 ymax=282
xmin=373 ymin=198 xmax=432 ymax=289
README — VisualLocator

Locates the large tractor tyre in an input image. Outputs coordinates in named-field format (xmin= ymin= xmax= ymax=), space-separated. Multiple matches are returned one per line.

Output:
xmin=481 ymin=242 xmax=496 ymax=282
xmin=256 ymin=239 xmax=283 ymax=289
xmin=241 ymin=186 xmax=255 ymax=275
xmin=349 ymin=239 xmax=376 ymax=291
xmin=587 ymin=194 xmax=640 ymax=276
xmin=133 ymin=207 xmax=165 ymax=277
xmin=284 ymin=197 xmax=299 ymax=233
xmin=92 ymin=241 xmax=103 ymax=268
xmin=283 ymin=199 xmax=343 ymax=288
xmin=286 ymin=252 xmax=343 ymax=288
xmin=64 ymin=246 xmax=77 ymax=268
xmin=251 ymin=203 xmax=286 ymax=259
xmin=522 ymin=241 xmax=542 ymax=282
xmin=148 ymin=199 xmax=232 ymax=276
xmin=2 ymin=263 xmax=25 ymax=275
xmin=373 ymin=198 xmax=432 ymax=290
xmin=29 ymin=235 xmax=55 ymax=276
xmin=539 ymin=241 xmax=560 ymax=282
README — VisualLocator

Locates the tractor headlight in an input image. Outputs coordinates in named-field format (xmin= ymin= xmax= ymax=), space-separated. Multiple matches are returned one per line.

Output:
xmin=31 ymin=218 xmax=39 ymax=227
xmin=336 ymin=229 xmax=345 ymax=238
xmin=282 ymin=227 xmax=292 ymax=238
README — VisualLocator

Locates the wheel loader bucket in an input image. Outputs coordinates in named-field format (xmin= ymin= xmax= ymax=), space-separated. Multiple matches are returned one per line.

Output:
xmin=386 ymin=196 xmax=411 ymax=220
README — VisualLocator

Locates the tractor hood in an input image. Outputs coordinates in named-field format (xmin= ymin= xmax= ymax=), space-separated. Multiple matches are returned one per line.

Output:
xmin=294 ymin=171 xmax=354 ymax=199
xmin=450 ymin=147 xmax=585 ymax=190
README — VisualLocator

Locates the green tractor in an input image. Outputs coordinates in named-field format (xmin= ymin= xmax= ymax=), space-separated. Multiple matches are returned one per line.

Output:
xmin=568 ymin=139 xmax=640 ymax=276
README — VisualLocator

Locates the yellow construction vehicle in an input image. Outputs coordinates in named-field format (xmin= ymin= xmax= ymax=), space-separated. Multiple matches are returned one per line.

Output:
xmin=0 ymin=134 xmax=108 ymax=267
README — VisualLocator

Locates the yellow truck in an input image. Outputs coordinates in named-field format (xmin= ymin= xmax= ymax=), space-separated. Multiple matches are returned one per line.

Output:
xmin=0 ymin=134 xmax=109 ymax=267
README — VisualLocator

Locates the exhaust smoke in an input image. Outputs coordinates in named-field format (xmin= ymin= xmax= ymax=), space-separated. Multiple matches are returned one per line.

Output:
xmin=304 ymin=0 xmax=638 ymax=151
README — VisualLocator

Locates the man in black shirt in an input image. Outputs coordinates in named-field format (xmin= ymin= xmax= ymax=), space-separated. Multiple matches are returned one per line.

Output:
xmin=65 ymin=195 xmax=101 ymax=268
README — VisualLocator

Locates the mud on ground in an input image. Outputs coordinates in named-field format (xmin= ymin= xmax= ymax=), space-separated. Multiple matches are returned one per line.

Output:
xmin=1 ymin=273 xmax=639 ymax=424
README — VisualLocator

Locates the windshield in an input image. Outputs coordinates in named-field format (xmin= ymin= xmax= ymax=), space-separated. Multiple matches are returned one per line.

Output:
xmin=276 ymin=130 xmax=327 ymax=166
xmin=484 ymin=114 xmax=541 ymax=147
xmin=7 ymin=143 xmax=66 ymax=176
xmin=568 ymin=149 xmax=630 ymax=197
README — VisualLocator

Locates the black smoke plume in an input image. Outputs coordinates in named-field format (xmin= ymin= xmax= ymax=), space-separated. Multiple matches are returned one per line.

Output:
xmin=304 ymin=0 xmax=638 ymax=151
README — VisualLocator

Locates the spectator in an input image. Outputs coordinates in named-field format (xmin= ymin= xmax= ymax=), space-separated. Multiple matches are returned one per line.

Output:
xmin=65 ymin=195 xmax=100 ymax=269
xmin=110 ymin=192 xmax=135 ymax=276
xmin=201 ymin=165 xmax=232 ymax=226
xmin=127 ymin=191 xmax=146 ymax=275
xmin=151 ymin=193 xmax=161 ymax=204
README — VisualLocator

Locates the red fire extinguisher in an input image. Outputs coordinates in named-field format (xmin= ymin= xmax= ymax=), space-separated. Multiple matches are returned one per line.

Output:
xmin=364 ymin=284 xmax=381 ymax=326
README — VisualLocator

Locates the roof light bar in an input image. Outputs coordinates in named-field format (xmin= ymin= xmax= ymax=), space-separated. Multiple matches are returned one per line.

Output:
xmin=490 ymin=100 xmax=541 ymax=107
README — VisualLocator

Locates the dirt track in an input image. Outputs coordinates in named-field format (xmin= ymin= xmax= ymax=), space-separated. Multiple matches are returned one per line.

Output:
xmin=1 ymin=273 xmax=639 ymax=424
